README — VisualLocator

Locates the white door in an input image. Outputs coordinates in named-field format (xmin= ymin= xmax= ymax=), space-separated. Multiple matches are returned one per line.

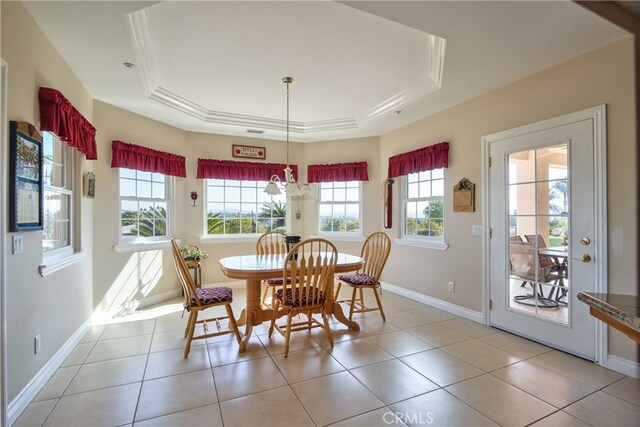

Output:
xmin=486 ymin=107 xmax=606 ymax=360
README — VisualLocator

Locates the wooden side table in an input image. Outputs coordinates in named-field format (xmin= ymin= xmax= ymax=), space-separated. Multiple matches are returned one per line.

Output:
xmin=185 ymin=259 xmax=202 ymax=288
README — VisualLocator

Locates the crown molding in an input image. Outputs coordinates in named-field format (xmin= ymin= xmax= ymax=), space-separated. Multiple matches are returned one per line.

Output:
xmin=128 ymin=9 xmax=157 ymax=95
xmin=128 ymin=9 xmax=445 ymax=134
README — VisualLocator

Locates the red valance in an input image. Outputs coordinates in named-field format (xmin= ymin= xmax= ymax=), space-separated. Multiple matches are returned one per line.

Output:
xmin=307 ymin=161 xmax=369 ymax=183
xmin=197 ymin=159 xmax=298 ymax=181
xmin=38 ymin=87 xmax=97 ymax=160
xmin=111 ymin=140 xmax=186 ymax=177
xmin=388 ymin=142 xmax=449 ymax=178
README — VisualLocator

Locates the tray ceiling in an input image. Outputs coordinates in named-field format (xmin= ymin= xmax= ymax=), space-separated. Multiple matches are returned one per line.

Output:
xmin=23 ymin=1 xmax=628 ymax=142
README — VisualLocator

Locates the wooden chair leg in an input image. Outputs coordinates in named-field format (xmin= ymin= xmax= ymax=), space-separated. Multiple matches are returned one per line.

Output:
xmin=270 ymin=286 xmax=277 ymax=309
xmin=372 ymin=286 xmax=386 ymax=322
xmin=261 ymin=283 xmax=269 ymax=307
xmin=224 ymin=303 xmax=242 ymax=345
xmin=321 ymin=310 xmax=334 ymax=348
xmin=268 ymin=299 xmax=280 ymax=337
xmin=184 ymin=310 xmax=195 ymax=337
xmin=349 ymin=287 xmax=358 ymax=320
xmin=334 ymin=282 xmax=342 ymax=300
xmin=184 ymin=310 xmax=198 ymax=358
xmin=359 ymin=288 xmax=365 ymax=307
xmin=284 ymin=313 xmax=293 ymax=358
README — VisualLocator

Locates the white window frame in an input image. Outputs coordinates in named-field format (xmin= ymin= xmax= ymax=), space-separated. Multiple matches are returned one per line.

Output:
xmin=316 ymin=181 xmax=363 ymax=237
xmin=202 ymin=178 xmax=288 ymax=240
xmin=398 ymin=169 xmax=448 ymax=250
xmin=117 ymin=168 xmax=173 ymax=245
xmin=42 ymin=132 xmax=74 ymax=262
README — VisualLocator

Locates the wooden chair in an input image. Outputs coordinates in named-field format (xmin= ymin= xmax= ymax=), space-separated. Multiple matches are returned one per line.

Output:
xmin=256 ymin=231 xmax=287 ymax=307
xmin=268 ymin=238 xmax=337 ymax=357
xmin=334 ymin=231 xmax=391 ymax=321
xmin=510 ymin=235 xmax=524 ymax=242
xmin=170 ymin=239 xmax=241 ymax=357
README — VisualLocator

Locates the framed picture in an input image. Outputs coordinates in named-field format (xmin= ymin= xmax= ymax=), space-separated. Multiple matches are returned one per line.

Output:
xmin=453 ymin=177 xmax=475 ymax=212
xmin=232 ymin=144 xmax=266 ymax=160
xmin=9 ymin=121 xmax=44 ymax=231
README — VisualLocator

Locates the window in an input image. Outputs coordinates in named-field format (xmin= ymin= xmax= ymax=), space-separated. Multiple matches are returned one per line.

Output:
xmin=205 ymin=179 xmax=286 ymax=235
xmin=318 ymin=181 xmax=361 ymax=234
xmin=43 ymin=132 xmax=73 ymax=256
xmin=402 ymin=169 xmax=444 ymax=239
xmin=119 ymin=169 xmax=171 ymax=240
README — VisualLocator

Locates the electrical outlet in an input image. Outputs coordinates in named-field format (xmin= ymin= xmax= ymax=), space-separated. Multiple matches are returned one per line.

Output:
xmin=12 ymin=235 xmax=23 ymax=254
xmin=448 ymin=281 xmax=455 ymax=292
xmin=34 ymin=334 xmax=41 ymax=354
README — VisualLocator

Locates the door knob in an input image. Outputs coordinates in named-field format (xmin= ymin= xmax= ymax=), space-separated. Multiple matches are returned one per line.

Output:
xmin=572 ymin=254 xmax=591 ymax=263
xmin=580 ymin=237 xmax=591 ymax=246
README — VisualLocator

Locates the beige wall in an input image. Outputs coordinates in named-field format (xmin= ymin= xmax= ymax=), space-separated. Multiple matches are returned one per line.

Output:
xmin=180 ymin=131 xmax=304 ymax=285
xmin=380 ymin=36 xmax=637 ymax=361
xmin=2 ymin=1 xmax=95 ymax=401
xmin=92 ymin=101 xmax=188 ymax=312
xmin=2 ymin=0 xmax=637 ymax=404
xmin=301 ymin=137 xmax=381 ymax=256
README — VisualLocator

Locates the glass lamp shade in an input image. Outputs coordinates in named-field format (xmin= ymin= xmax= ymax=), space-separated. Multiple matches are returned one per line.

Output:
xmin=301 ymin=183 xmax=313 ymax=195
xmin=264 ymin=180 xmax=282 ymax=195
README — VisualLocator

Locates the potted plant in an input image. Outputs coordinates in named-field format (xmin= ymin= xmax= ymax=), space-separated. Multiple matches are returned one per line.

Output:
xmin=179 ymin=245 xmax=208 ymax=268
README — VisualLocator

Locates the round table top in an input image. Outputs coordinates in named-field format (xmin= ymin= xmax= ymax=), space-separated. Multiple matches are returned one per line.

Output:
xmin=219 ymin=253 xmax=364 ymax=280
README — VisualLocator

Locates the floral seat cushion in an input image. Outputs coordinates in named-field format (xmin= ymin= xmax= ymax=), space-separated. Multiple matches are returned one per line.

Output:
xmin=191 ymin=286 xmax=233 ymax=306
xmin=338 ymin=273 xmax=377 ymax=286
xmin=275 ymin=288 xmax=325 ymax=307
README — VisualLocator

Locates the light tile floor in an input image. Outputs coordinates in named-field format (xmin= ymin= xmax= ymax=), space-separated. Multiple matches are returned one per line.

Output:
xmin=14 ymin=287 xmax=640 ymax=427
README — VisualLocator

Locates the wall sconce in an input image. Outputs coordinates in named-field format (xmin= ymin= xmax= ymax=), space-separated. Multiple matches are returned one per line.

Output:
xmin=83 ymin=172 xmax=96 ymax=198
xmin=190 ymin=191 xmax=198 ymax=207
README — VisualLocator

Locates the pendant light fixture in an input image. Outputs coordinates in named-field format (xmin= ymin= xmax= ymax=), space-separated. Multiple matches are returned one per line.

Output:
xmin=264 ymin=76 xmax=311 ymax=196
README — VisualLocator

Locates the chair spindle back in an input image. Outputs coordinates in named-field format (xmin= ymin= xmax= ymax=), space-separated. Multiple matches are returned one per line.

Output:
xmin=282 ymin=238 xmax=337 ymax=309
xmin=359 ymin=232 xmax=391 ymax=281
xmin=171 ymin=239 xmax=201 ymax=307
xmin=256 ymin=231 xmax=287 ymax=255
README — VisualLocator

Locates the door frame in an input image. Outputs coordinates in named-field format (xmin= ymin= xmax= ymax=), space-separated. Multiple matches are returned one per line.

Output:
xmin=481 ymin=105 xmax=608 ymax=365
xmin=1 ymin=57 xmax=8 ymax=427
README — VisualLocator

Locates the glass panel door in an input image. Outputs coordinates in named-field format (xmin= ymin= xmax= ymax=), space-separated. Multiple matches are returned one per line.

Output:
xmin=507 ymin=143 xmax=569 ymax=325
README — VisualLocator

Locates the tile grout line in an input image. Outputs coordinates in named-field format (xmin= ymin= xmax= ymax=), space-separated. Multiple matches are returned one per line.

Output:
xmin=19 ymin=293 xmax=637 ymax=427
xmin=36 ymin=332 xmax=103 ymax=427
xmin=130 ymin=318 xmax=156 ymax=425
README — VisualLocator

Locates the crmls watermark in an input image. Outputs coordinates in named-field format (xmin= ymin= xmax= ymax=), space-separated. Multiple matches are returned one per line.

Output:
xmin=383 ymin=411 xmax=434 ymax=425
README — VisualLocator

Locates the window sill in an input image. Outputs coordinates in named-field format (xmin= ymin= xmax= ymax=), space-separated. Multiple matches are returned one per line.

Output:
xmin=199 ymin=235 xmax=259 ymax=244
xmin=38 ymin=252 xmax=85 ymax=277
xmin=113 ymin=239 xmax=178 ymax=253
xmin=311 ymin=234 xmax=366 ymax=242
xmin=394 ymin=238 xmax=449 ymax=251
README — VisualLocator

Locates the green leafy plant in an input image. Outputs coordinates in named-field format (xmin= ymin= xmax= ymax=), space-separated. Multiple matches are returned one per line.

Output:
xmin=179 ymin=245 xmax=208 ymax=261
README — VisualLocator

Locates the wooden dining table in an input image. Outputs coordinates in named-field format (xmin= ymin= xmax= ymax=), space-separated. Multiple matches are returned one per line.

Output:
xmin=219 ymin=252 xmax=365 ymax=352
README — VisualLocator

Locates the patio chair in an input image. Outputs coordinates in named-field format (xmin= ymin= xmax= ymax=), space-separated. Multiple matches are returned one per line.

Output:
xmin=509 ymin=242 xmax=562 ymax=308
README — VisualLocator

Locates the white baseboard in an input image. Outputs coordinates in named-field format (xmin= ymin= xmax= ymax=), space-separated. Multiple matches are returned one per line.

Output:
xmin=7 ymin=317 xmax=92 ymax=426
xmin=605 ymin=355 xmax=640 ymax=379
xmin=381 ymin=281 xmax=484 ymax=324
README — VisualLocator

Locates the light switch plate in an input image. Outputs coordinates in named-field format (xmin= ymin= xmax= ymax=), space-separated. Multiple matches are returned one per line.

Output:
xmin=12 ymin=235 xmax=23 ymax=254
xmin=471 ymin=225 xmax=483 ymax=236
